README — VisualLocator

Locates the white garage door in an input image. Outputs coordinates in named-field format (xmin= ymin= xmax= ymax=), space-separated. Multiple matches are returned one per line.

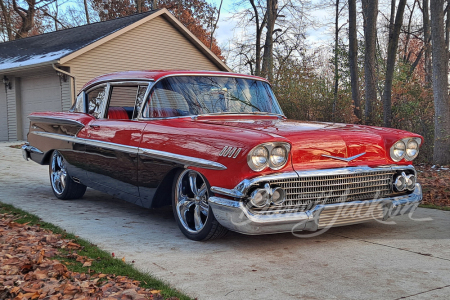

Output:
xmin=21 ymin=75 xmax=62 ymax=140
xmin=0 ymin=90 xmax=7 ymax=141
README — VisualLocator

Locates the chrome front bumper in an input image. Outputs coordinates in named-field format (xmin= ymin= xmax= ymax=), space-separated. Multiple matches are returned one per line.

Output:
xmin=209 ymin=183 xmax=422 ymax=235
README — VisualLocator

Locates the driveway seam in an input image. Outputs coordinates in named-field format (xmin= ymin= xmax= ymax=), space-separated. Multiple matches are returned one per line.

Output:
xmin=393 ymin=284 xmax=450 ymax=299
xmin=329 ymin=233 xmax=450 ymax=263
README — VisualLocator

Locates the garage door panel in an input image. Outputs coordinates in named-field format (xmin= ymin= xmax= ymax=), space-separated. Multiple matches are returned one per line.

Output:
xmin=21 ymin=75 xmax=62 ymax=140
xmin=0 ymin=90 xmax=7 ymax=141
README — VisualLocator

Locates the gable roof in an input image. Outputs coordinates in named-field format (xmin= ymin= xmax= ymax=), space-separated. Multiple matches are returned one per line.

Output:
xmin=0 ymin=8 xmax=230 ymax=72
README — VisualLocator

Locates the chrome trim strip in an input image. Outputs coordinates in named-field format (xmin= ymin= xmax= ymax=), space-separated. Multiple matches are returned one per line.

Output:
xmin=138 ymin=148 xmax=226 ymax=170
xmin=322 ymin=152 xmax=366 ymax=162
xmin=83 ymin=79 xmax=154 ymax=93
xmin=211 ymin=165 xmax=416 ymax=198
xmin=28 ymin=116 xmax=85 ymax=128
xmin=31 ymin=131 xmax=226 ymax=170
xmin=233 ymin=148 xmax=242 ymax=158
xmin=211 ymin=187 xmax=244 ymax=198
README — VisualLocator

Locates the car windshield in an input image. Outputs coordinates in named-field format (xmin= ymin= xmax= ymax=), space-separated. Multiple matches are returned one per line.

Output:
xmin=142 ymin=76 xmax=284 ymax=118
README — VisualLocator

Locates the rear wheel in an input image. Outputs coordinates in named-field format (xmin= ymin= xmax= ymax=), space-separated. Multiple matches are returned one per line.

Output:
xmin=172 ymin=169 xmax=228 ymax=241
xmin=49 ymin=150 xmax=86 ymax=200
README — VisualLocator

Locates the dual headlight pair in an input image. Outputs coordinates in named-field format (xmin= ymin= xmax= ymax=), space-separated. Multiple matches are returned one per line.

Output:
xmin=390 ymin=137 xmax=421 ymax=162
xmin=247 ymin=142 xmax=291 ymax=172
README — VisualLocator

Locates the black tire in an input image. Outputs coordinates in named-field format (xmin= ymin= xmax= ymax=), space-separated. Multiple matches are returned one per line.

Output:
xmin=172 ymin=169 xmax=228 ymax=241
xmin=49 ymin=150 xmax=87 ymax=200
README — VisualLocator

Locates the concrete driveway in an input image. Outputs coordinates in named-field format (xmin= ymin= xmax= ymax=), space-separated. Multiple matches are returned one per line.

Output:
xmin=1 ymin=142 xmax=449 ymax=300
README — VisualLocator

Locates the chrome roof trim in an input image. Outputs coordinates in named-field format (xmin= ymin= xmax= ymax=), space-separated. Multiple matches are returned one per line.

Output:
xmin=82 ymin=79 xmax=154 ymax=95
xmin=31 ymin=131 xmax=226 ymax=170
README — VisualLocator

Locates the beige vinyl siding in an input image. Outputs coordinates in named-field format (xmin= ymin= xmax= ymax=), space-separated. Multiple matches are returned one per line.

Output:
xmin=61 ymin=77 xmax=73 ymax=111
xmin=0 ymin=89 xmax=8 ymax=141
xmin=64 ymin=16 xmax=220 ymax=93
xmin=6 ymin=76 xmax=17 ymax=141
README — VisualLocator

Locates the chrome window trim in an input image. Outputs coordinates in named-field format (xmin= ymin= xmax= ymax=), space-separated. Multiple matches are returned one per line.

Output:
xmin=31 ymin=131 xmax=227 ymax=170
xmin=212 ymin=165 xmax=416 ymax=198
xmin=136 ymin=74 xmax=286 ymax=119
xmin=82 ymin=79 xmax=154 ymax=94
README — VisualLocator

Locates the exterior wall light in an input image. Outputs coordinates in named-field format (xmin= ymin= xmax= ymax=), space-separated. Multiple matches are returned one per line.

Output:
xmin=3 ymin=76 xmax=11 ymax=90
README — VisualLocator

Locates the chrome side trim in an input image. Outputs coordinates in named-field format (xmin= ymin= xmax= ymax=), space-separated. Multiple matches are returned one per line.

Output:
xmin=28 ymin=116 xmax=85 ymax=128
xmin=211 ymin=186 xmax=244 ymax=198
xmin=138 ymin=148 xmax=226 ymax=170
xmin=31 ymin=131 xmax=226 ymax=170
xmin=322 ymin=152 xmax=366 ymax=162
xmin=211 ymin=165 xmax=416 ymax=198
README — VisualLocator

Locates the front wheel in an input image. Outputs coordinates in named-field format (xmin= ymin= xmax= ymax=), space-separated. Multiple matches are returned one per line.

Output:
xmin=49 ymin=150 xmax=86 ymax=200
xmin=172 ymin=169 xmax=228 ymax=241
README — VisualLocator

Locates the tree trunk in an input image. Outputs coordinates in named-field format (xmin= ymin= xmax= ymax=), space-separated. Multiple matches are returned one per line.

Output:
xmin=332 ymin=0 xmax=339 ymax=120
xmin=84 ymin=0 xmax=90 ymax=24
xmin=423 ymin=0 xmax=432 ymax=85
xmin=249 ymin=0 xmax=266 ymax=76
xmin=12 ymin=0 xmax=36 ymax=39
xmin=0 ymin=0 xmax=14 ymax=41
xmin=430 ymin=0 xmax=450 ymax=164
xmin=361 ymin=0 xmax=378 ymax=125
xmin=261 ymin=0 xmax=277 ymax=82
xmin=348 ymin=0 xmax=361 ymax=121
xmin=383 ymin=0 xmax=407 ymax=128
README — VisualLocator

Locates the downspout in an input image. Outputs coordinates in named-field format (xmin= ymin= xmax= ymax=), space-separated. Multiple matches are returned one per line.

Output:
xmin=52 ymin=63 xmax=76 ymax=104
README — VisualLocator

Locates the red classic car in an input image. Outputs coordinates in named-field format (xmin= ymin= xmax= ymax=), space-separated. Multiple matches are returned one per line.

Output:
xmin=22 ymin=70 xmax=423 ymax=241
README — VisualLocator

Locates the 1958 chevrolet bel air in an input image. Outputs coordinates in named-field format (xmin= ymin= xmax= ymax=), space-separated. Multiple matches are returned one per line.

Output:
xmin=22 ymin=70 xmax=423 ymax=241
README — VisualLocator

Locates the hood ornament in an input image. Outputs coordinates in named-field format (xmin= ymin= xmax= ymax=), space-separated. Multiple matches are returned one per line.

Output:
xmin=322 ymin=152 xmax=366 ymax=162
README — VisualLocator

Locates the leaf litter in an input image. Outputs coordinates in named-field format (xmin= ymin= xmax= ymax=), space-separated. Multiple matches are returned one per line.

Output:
xmin=0 ymin=213 xmax=180 ymax=300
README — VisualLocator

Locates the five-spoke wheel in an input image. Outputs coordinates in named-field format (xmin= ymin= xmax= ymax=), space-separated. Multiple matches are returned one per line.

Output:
xmin=49 ymin=150 xmax=86 ymax=200
xmin=172 ymin=169 xmax=228 ymax=241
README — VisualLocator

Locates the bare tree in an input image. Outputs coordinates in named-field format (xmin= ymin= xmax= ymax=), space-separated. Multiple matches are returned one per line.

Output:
xmin=261 ymin=0 xmax=277 ymax=81
xmin=361 ymin=0 xmax=378 ymax=125
xmin=430 ymin=0 xmax=450 ymax=164
xmin=421 ymin=0 xmax=432 ymax=85
xmin=348 ymin=0 xmax=361 ymax=121
xmin=83 ymin=0 xmax=90 ymax=24
xmin=210 ymin=0 xmax=223 ymax=50
xmin=0 ymin=0 xmax=14 ymax=41
xmin=383 ymin=0 xmax=407 ymax=128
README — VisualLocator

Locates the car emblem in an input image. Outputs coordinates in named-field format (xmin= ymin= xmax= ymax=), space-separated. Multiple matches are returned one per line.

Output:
xmin=321 ymin=152 xmax=366 ymax=162
xmin=219 ymin=146 xmax=242 ymax=158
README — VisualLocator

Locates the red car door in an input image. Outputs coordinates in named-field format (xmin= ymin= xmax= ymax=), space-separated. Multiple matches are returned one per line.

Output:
xmin=76 ymin=83 xmax=148 ymax=202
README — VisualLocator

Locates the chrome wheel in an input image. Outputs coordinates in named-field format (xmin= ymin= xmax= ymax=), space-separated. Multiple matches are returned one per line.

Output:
xmin=50 ymin=151 xmax=67 ymax=195
xmin=175 ymin=169 xmax=210 ymax=234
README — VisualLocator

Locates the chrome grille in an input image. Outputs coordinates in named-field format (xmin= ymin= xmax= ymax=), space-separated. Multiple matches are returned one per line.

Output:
xmin=255 ymin=171 xmax=395 ymax=213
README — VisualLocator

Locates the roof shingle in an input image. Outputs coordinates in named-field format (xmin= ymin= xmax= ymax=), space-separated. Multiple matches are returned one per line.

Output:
xmin=0 ymin=10 xmax=160 ymax=71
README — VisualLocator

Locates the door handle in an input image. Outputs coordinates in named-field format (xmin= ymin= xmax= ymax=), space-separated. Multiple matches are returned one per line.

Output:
xmin=89 ymin=124 xmax=100 ymax=129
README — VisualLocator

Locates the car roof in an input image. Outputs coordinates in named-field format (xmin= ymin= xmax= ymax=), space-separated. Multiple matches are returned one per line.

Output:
xmin=82 ymin=70 xmax=269 ymax=91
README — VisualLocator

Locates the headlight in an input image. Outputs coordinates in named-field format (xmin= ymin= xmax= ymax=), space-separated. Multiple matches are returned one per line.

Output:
xmin=390 ymin=137 xmax=421 ymax=162
xmin=405 ymin=139 xmax=420 ymax=161
xmin=247 ymin=142 xmax=291 ymax=171
xmin=248 ymin=146 xmax=269 ymax=171
xmin=270 ymin=147 xmax=288 ymax=169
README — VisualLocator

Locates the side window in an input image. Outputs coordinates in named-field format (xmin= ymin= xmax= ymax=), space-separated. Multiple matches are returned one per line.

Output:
xmin=107 ymin=85 xmax=147 ymax=120
xmin=70 ymin=92 xmax=86 ymax=113
xmin=87 ymin=86 xmax=108 ymax=118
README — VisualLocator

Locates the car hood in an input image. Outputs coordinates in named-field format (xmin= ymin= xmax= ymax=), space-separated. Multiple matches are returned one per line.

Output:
xmin=196 ymin=116 xmax=419 ymax=170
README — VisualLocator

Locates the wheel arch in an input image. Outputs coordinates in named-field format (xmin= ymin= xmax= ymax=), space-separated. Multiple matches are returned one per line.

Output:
xmin=150 ymin=167 xmax=184 ymax=208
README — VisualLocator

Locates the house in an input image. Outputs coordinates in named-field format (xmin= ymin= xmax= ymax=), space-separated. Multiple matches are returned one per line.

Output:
xmin=0 ymin=8 xmax=230 ymax=141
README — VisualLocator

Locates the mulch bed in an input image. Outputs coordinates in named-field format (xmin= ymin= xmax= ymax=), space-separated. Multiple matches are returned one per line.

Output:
xmin=0 ymin=214 xmax=178 ymax=300
xmin=416 ymin=164 xmax=450 ymax=208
